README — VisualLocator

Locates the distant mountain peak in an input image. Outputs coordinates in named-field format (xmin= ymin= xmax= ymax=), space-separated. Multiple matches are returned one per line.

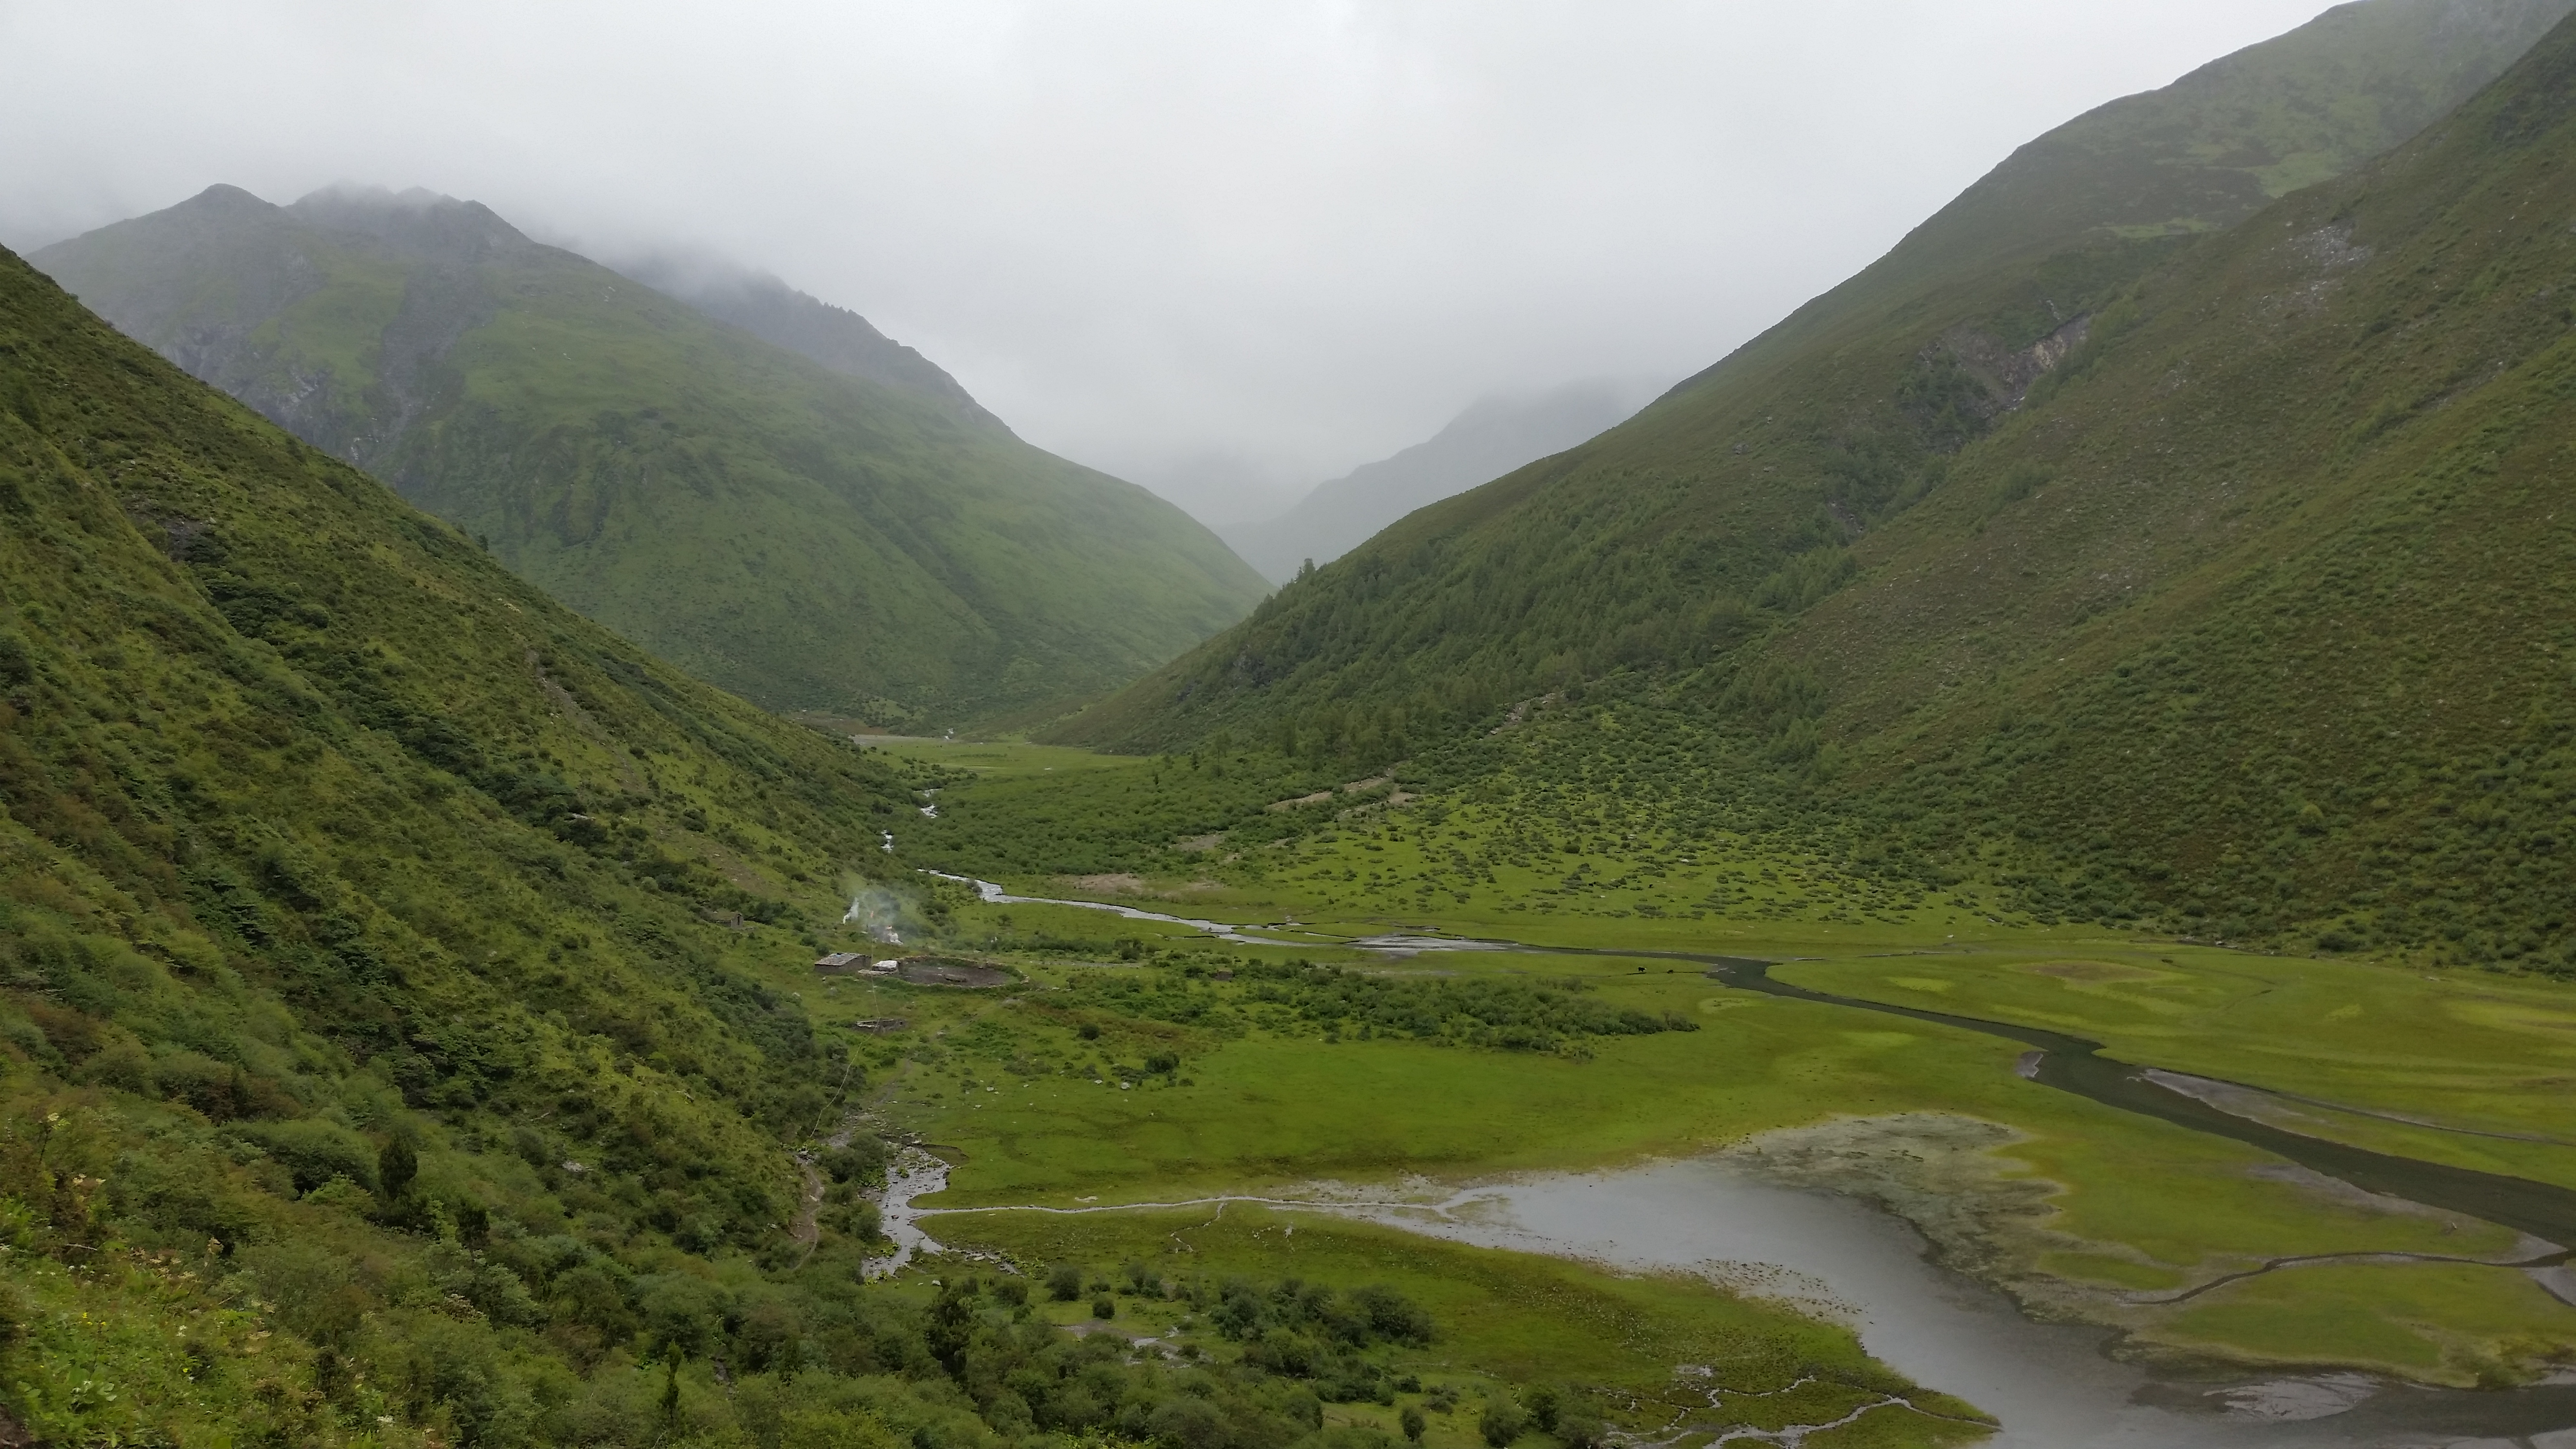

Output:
xmin=288 ymin=184 xmax=536 ymax=266
xmin=1217 ymin=379 xmax=1653 ymax=584
xmin=177 ymin=182 xmax=281 ymax=217
xmin=31 ymin=189 xmax=1267 ymax=724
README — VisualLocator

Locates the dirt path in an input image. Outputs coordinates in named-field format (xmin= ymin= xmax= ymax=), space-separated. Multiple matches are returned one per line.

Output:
xmin=790 ymin=1153 xmax=828 ymax=1260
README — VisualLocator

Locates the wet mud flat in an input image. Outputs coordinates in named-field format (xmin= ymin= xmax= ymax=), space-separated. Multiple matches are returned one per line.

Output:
xmin=893 ymin=956 xmax=1016 ymax=987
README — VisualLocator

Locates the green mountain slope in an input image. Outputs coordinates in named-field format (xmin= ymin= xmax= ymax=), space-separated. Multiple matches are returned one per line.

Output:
xmin=1054 ymin=0 xmax=2575 ymax=755
xmin=3 ymin=248 xmax=1566 ymax=1447
xmin=0 ymin=235 xmax=915 ymax=1436
xmin=1048 ymin=0 xmax=2576 ymax=966
xmin=1754 ymin=6 xmax=2576 ymax=962
xmin=32 ymin=187 xmax=1269 ymax=729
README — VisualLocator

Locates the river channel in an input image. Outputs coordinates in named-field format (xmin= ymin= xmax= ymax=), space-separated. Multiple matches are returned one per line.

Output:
xmin=909 ymin=877 xmax=2576 ymax=1446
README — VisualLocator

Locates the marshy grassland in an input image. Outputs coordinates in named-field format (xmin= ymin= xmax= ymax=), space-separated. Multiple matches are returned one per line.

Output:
xmin=937 ymin=1205 xmax=1998 ymax=1449
xmin=825 ymin=737 xmax=2576 ymax=1401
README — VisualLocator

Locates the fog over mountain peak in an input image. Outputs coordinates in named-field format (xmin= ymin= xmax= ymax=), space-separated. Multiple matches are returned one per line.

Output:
xmin=610 ymin=249 xmax=1004 ymax=428
xmin=0 ymin=0 xmax=2392 ymax=524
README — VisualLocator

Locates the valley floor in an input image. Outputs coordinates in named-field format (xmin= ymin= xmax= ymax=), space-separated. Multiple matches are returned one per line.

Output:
xmin=800 ymin=739 xmax=2576 ymax=1446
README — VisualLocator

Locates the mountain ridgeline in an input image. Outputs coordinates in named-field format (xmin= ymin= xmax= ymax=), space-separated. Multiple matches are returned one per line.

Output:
xmin=1217 ymin=382 xmax=1649 ymax=586
xmin=32 ymin=187 xmax=1270 ymax=729
xmin=1052 ymin=0 xmax=2576 ymax=964
xmin=609 ymin=253 xmax=1005 ymax=430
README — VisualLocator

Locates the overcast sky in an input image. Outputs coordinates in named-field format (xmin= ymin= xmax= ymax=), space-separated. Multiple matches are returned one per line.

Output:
xmin=2 ymin=1 xmax=2342 ymax=523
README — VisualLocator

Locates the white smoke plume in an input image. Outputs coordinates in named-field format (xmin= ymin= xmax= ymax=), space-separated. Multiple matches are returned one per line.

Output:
xmin=842 ymin=885 xmax=907 ymax=945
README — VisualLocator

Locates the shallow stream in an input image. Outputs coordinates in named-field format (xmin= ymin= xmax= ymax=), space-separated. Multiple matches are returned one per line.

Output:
xmin=925 ymin=871 xmax=1302 ymax=946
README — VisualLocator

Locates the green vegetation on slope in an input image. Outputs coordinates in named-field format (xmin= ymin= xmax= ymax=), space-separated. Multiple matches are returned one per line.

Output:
xmin=0 ymin=250 xmax=1642 ymax=1449
xmin=0 ymin=233 xmax=915 ymax=1441
xmin=1046 ymin=0 xmax=2576 ymax=966
xmin=1757 ymin=5 xmax=2576 ymax=967
xmin=33 ymin=186 xmax=1269 ymax=729
xmin=1054 ymin=0 xmax=2574 ymax=758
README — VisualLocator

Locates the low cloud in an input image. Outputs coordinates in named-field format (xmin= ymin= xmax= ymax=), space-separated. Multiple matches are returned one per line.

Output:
xmin=0 ymin=0 xmax=2337 ymax=516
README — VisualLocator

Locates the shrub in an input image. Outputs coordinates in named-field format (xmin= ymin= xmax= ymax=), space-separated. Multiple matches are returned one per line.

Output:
xmin=637 ymin=1274 xmax=728 ymax=1357
xmin=821 ymin=1139 xmax=890 ymax=1186
xmin=303 ymin=1176 xmax=376 ymax=1217
xmin=231 ymin=1118 xmax=379 ymax=1194
xmin=377 ymin=1136 xmax=418 ymax=1200
xmin=834 ymin=1200 xmax=884 ymax=1241
xmin=781 ymin=1406 xmax=902 ymax=1449
xmin=1351 ymin=1284 xmax=1434 ymax=1345
xmin=1147 ymin=1397 xmax=1227 ymax=1449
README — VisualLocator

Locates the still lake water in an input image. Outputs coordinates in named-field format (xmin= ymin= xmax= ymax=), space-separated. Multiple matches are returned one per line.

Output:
xmin=1337 ymin=1160 xmax=2576 ymax=1449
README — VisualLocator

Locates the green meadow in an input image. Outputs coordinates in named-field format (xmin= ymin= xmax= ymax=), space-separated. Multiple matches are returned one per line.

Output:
xmin=840 ymin=735 xmax=2576 ymax=1396
xmin=930 ymin=1205 xmax=1995 ymax=1449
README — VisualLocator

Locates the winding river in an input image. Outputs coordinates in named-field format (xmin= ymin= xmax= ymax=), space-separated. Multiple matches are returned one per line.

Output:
xmin=1667 ymin=951 xmax=2576 ymax=1255
xmin=903 ymin=876 xmax=2576 ymax=1445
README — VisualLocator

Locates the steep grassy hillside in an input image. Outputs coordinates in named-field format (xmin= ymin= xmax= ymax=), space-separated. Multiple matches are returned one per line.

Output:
xmin=0 ymin=252 xmax=1685 ymax=1449
xmin=33 ymin=187 xmax=1268 ymax=729
xmin=1760 ymin=5 xmax=2576 ymax=965
xmin=1055 ymin=0 xmax=2576 ymax=968
xmin=0 ymin=234 xmax=914 ymax=1439
xmin=1055 ymin=0 xmax=2574 ymax=755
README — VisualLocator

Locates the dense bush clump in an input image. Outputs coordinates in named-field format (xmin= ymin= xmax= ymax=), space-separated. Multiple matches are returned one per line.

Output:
xmin=1231 ymin=962 xmax=1696 ymax=1050
xmin=1063 ymin=957 xmax=1695 ymax=1054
